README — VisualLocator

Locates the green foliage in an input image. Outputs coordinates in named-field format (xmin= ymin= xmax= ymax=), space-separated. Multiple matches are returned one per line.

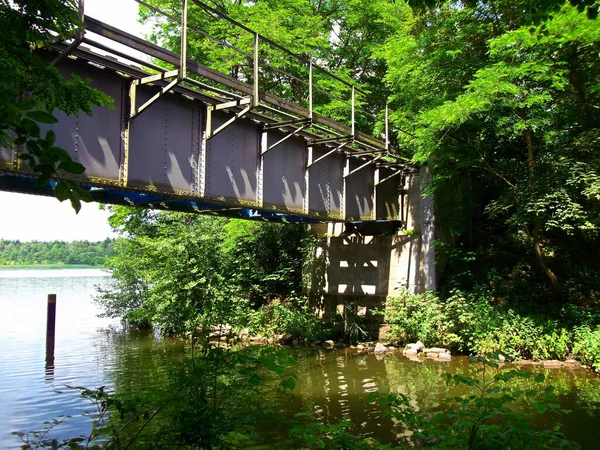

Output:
xmin=383 ymin=289 xmax=599 ymax=362
xmin=14 ymin=345 xmax=298 ymax=449
xmin=0 ymin=238 xmax=114 ymax=266
xmin=286 ymin=410 xmax=395 ymax=449
xmin=222 ymin=219 xmax=305 ymax=305
xmin=247 ymin=297 xmax=331 ymax=341
xmin=97 ymin=211 xmax=238 ymax=335
xmin=0 ymin=0 xmax=113 ymax=211
xmin=377 ymin=0 xmax=600 ymax=290
xmin=573 ymin=325 xmax=600 ymax=372
xmin=96 ymin=207 xmax=309 ymax=336
xmin=17 ymin=353 xmax=582 ymax=449
xmin=382 ymin=289 xmax=461 ymax=348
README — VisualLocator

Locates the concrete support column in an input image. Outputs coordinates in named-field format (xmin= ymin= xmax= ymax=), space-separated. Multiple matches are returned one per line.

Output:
xmin=419 ymin=166 xmax=436 ymax=291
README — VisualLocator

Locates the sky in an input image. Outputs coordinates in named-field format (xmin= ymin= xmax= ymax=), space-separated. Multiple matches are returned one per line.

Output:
xmin=0 ymin=0 xmax=149 ymax=242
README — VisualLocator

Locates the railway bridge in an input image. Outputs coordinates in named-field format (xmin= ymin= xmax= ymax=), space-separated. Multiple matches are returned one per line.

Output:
xmin=0 ymin=0 xmax=436 ymax=323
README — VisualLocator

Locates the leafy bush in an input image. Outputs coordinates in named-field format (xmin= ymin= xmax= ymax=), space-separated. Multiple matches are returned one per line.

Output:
xmin=573 ymin=325 xmax=600 ymax=372
xmin=285 ymin=411 xmax=388 ymax=449
xmin=247 ymin=297 xmax=331 ymax=341
xmin=383 ymin=289 xmax=595 ymax=362
xmin=383 ymin=289 xmax=460 ymax=348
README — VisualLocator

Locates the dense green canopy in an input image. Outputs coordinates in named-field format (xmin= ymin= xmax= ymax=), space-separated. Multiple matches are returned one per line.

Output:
xmin=135 ymin=0 xmax=600 ymax=298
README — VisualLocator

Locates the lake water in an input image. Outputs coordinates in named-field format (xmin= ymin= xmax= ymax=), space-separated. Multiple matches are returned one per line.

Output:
xmin=1 ymin=269 xmax=599 ymax=449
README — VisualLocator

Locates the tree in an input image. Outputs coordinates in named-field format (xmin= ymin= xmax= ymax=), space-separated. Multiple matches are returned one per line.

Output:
xmin=0 ymin=0 xmax=113 ymax=212
xmin=137 ymin=0 xmax=388 ymax=132
xmin=377 ymin=1 xmax=600 ymax=296
xmin=95 ymin=206 xmax=308 ymax=332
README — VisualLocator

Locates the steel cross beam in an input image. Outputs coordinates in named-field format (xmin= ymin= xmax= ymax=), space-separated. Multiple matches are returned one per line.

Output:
xmin=306 ymin=142 xmax=346 ymax=168
xmin=343 ymin=156 xmax=382 ymax=178
xmin=309 ymin=135 xmax=354 ymax=146
xmin=263 ymin=118 xmax=311 ymax=130
xmin=376 ymin=169 xmax=404 ymax=186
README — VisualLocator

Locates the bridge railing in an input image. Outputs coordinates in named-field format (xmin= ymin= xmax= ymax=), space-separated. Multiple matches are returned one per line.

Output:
xmin=50 ymin=0 xmax=412 ymax=190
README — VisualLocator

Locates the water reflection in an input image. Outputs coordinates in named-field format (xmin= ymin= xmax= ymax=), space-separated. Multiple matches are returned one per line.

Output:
xmin=1 ymin=269 xmax=599 ymax=449
xmin=278 ymin=348 xmax=600 ymax=448
xmin=0 ymin=269 xmax=116 ymax=449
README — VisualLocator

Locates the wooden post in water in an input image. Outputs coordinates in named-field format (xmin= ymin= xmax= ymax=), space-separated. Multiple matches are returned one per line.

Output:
xmin=45 ymin=294 xmax=56 ymax=375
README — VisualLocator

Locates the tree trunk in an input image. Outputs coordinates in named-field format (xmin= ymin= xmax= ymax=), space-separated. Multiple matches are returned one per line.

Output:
xmin=525 ymin=128 xmax=558 ymax=287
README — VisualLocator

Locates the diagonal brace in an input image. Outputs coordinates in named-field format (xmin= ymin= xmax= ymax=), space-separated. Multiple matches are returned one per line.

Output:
xmin=262 ymin=125 xmax=307 ymax=155
xmin=307 ymin=142 xmax=346 ymax=168
xmin=207 ymin=104 xmax=252 ymax=139
xmin=130 ymin=77 xmax=181 ymax=120
xmin=343 ymin=156 xmax=381 ymax=178
xmin=376 ymin=169 xmax=403 ymax=186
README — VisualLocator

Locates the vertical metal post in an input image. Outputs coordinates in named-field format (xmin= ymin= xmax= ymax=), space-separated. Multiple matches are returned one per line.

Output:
xmin=77 ymin=0 xmax=85 ymax=40
xmin=351 ymin=86 xmax=355 ymax=137
xmin=123 ymin=80 xmax=137 ymax=187
xmin=206 ymin=105 xmax=213 ymax=140
xmin=309 ymin=62 xmax=313 ymax=120
xmin=341 ymin=156 xmax=349 ymax=220
xmin=373 ymin=167 xmax=379 ymax=220
xmin=45 ymin=294 xmax=56 ymax=373
xmin=199 ymin=106 xmax=207 ymax=197
xmin=304 ymin=145 xmax=313 ymax=214
xmin=129 ymin=81 xmax=138 ymax=119
xmin=179 ymin=0 xmax=188 ymax=80
xmin=385 ymin=102 xmax=389 ymax=152
xmin=253 ymin=33 xmax=259 ymax=107
xmin=258 ymin=128 xmax=266 ymax=207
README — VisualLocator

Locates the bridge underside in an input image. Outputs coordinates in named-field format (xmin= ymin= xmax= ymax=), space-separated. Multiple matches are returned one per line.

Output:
xmin=1 ymin=16 xmax=412 ymax=225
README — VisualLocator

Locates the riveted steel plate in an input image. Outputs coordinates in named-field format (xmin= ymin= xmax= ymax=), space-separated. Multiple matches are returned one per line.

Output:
xmin=308 ymin=145 xmax=343 ymax=218
xmin=37 ymin=59 xmax=125 ymax=183
xmin=262 ymin=130 xmax=306 ymax=211
xmin=128 ymin=85 xmax=197 ymax=193
xmin=376 ymin=167 xmax=400 ymax=220
xmin=346 ymin=159 xmax=374 ymax=220
xmin=205 ymin=111 xmax=258 ymax=205
xmin=0 ymin=148 xmax=12 ymax=168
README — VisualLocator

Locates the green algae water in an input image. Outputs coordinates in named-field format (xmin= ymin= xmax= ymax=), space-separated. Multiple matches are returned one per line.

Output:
xmin=1 ymin=269 xmax=599 ymax=448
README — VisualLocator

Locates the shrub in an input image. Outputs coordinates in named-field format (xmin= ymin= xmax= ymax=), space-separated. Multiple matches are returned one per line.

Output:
xmin=369 ymin=356 xmax=576 ymax=450
xmin=573 ymin=325 xmax=600 ymax=372
xmin=384 ymin=289 xmax=461 ymax=348
xmin=247 ymin=297 xmax=331 ymax=341
xmin=383 ymin=289 xmax=594 ymax=362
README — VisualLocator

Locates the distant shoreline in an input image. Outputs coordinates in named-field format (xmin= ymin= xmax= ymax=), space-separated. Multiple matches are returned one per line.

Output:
xmin=0 ymin=264 xmax=106 ymax=270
